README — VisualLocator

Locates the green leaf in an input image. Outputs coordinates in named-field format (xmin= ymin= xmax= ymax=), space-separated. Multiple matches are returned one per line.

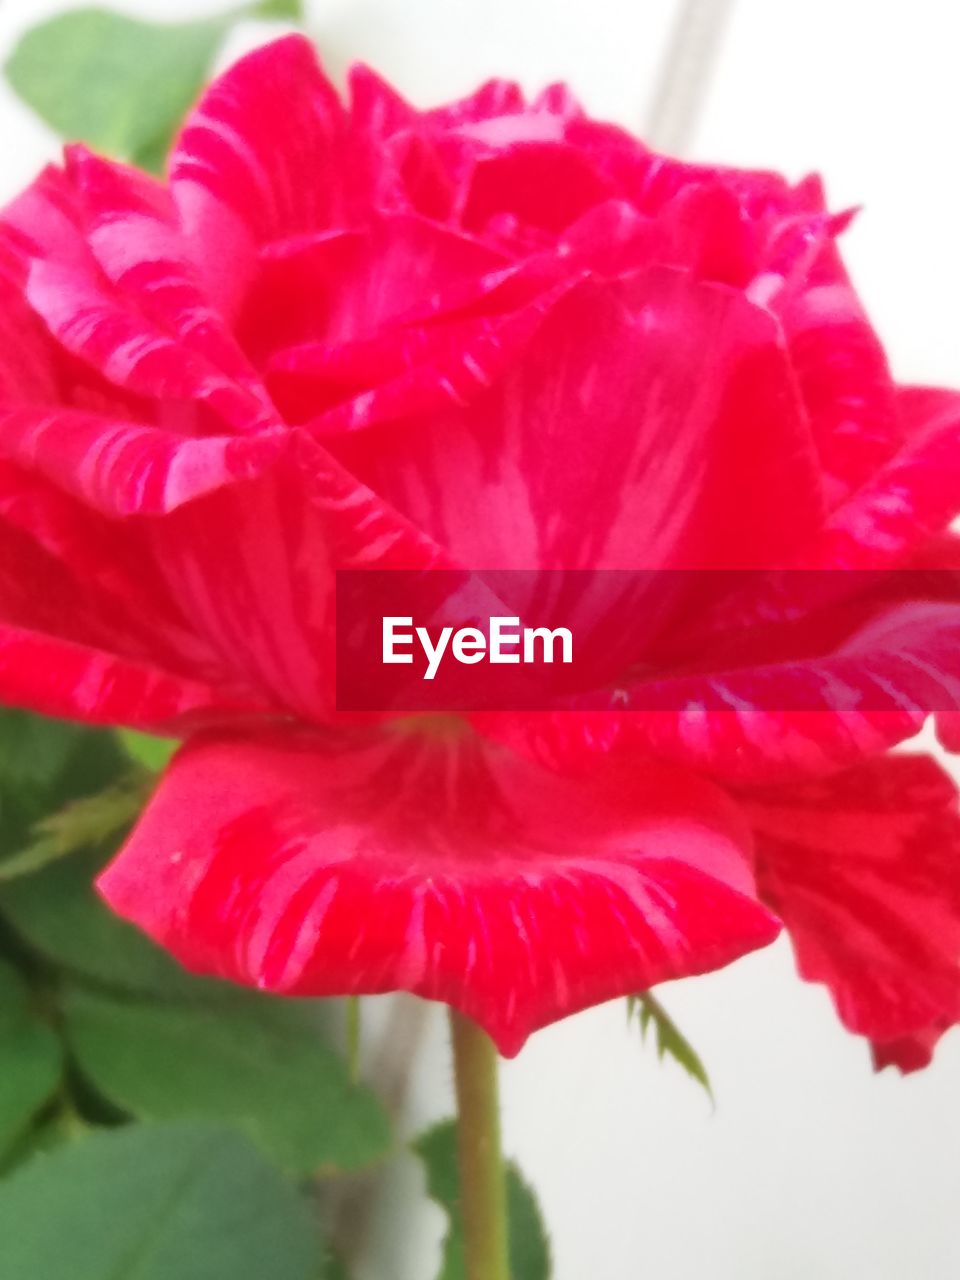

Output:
xmin=117 ymin=729 xmax=177 ymax=773
xmin=0 ymin=710 xmax=78 ymax=790
xmin=5 ymin=9 xmax=232 ymax=172
xmin=413 ymin=1120 xmax=551 ymax=1280
xmin=5 ymin=2 xmax=306 ymax=176
xmin=247 ymin=0 xmax=304 ymax=16
xmin=628 ymin=992 xmax=713 ymax=1100
xmin=0 ymin=851 xmax=208 ymax=999
xmin=0 ymin=1122 xmax=322 ymax=1280
xmin=0 ymin=773 xmax=152 ymax=883
xmin=0 ymin=961 xmax=62 ymax=1158
xmin=63 ymin=988 xmax=391 ymax=1175
xmin=0 ymin=713 xmax=129 ymax=863
xmin=321 ymin=1252 xmax=351 ymax=1280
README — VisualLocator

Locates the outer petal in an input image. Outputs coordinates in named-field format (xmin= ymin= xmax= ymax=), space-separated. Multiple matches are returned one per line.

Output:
xmin=0 ymin=406 xmax=285 ymax=517
xmin=476 ymin=708 xmax=921 ymax=790
xmin=169 ymin=35 xmax=359 ymax=312
xmin=0 ymin=622 xmax=250 ymax=730
xmin=778 ymin=275 xmax=902 ymax=503
xmin=0 ymin=496 xmax=266 ymax=729
xmin=476 ymin=586 xmax=960 ymax=786
xmin=62 ymin=146 xmax=276 ymax=429
xmin=871 ymin=1022 xmax=952 ymax=1074
xmin=797 ymin=387 xmax=960 ymax=571
xmin=1 ymin=168 xmax=274 ymax=431
xmin=97 ymin=728 xmax=779 ymax=1056
xmin=141 ymin=433 xmax=492 ymax=720
xmin=746 ymin=755 xmax=960 ymax=1064
xmin=0 ymin=245 xmax=58 ymax=402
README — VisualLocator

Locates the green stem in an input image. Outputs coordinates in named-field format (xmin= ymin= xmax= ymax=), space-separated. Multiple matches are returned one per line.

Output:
xmin=449 ymin=1010 xmax=510 ymax=1280
xmin=345 ymin=996 xmax=361 ymax=1085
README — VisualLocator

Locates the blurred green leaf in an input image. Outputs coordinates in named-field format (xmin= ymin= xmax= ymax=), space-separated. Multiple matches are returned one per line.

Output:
xmin=0 ymin=711 xmax=77 ymax=790
xmin=0 ymin=773 xmax=151 ymax=883
xmin=248 ymin=0 xmax=304 ymax=16
xmin=321 ymin=1254 xmax=351 ymax=1280
xmin=0 ymin=712 xmax=129 ymax=863
xmin=0 ymin=1122 xmax=322 ymax=1280
xmin=63 ymin=988 xmax=392 ymax=1175
xmin=414 ymin=1120 xmax=551 ymax=1280
xmin=0 ymin=851 xmax=206 ymax=999
xmin=0 ymin=961 xmax=62 ymax=1159
xmin=5 ymin=9 xmax=231 ymax=172
xmin=628 ymin=991 xmax=713 ymax=1100
xmin=117 ymin=729 xmax=177 ymax=773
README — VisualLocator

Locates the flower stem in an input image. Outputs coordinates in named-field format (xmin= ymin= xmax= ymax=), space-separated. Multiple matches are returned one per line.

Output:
xmin=345 ymin=996 xmax=361 ymax=1084
xmin=449 ymin=1010 xmax=510 ymax=1280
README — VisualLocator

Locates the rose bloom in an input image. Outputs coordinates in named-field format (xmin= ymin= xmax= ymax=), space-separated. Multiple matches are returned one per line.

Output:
xmin=1 ymin=35 xmax=959 ymax=1064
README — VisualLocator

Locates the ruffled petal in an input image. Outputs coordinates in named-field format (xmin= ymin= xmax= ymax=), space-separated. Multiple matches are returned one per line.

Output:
xmin=141 ymin=433 xmax=475 ymax=720
xmin=248 ymin=212 xmax=509 ymax=389
xmin=169 ymin=35 xmax=357 ymax=310
xmin=0 ymin=406 xmax=285 ymax=516
xmin=871 ymin=1022 xmax=952 ymax=1074
xmin=0 ymin=245 xmax=58 ymax=402
xmin=330 ymin=268 xmax=824 ymax=571
xmin=62 ymin=146 xmax=276 ymax=429
xmin=424 ymin=79 xmax=526 ymax=130
xmin=0 ymin=493 xmax=265 ymax=728
xmin=778 ymin=276 xmax=902 ymax=502
xmin=0 ymin=621 xmax=250 ymax=730
xmin=476 ymin=708 xmax=921 ymax=789
xmin=797 ymin=387 xmax=960 ymax=570
xmin=475 ymin=581 xmax=960 ymax=786
xmin=1 ymin=168 xmax=274 ymax=431
xmin=746 ymin=755 xmax=960 ymax=1064
xmin=97 ymin=726 xmax=779 ymax=1056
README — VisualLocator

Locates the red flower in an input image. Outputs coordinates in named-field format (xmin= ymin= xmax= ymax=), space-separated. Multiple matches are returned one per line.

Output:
xmin=1 ymin=35 xmax=959 ymax=1061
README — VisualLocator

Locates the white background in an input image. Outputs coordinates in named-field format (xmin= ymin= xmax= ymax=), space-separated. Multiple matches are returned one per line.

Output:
xmin=2 ymin=1 xmax=959 ymax=1277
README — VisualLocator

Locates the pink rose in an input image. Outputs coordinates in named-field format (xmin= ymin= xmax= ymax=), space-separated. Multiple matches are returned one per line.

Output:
xmin=1 ymin=36 xmax=958 ymax=1062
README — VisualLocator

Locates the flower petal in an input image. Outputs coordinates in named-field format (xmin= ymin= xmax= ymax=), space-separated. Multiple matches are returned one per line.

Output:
xmin=97 ymin=727 xmax=779 ymax=1055
xmin=250 ymin=212 xmax=509 ymax=393
xmin=0 ymin=406 xmax=285 ymax=516
xmin=477 ymin=708 xmax=921 ymax=789
xmin=871 ymin=1022 xmax=952 ymax=1074
xmin=746 ymin=755 xmax=960 ymax=1063
xmin=330 ymin=268 xmax=825 ymax=571
xmin=478 ymin=586 xmax=960 ymax=786
xmin=169 ymin=35 xmax=356 ymax=310
xmin=140 ymin=432 xmax=483 ymax=720
xmin=2 ymin=167 xmax=274 ymax=431
xmin=0 ymin=498 xmax=266 ymax=729
xmin=798 ymin=387 xmax=960 ymax=570
xmin=62 ymin=146 xmax=276 ymax=428
xmin=0 ymin=620 xmax=248 ymax=730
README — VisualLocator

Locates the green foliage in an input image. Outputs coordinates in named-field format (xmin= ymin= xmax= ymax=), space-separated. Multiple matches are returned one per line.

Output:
xmin=117 ymin=729 xmax=177 ymax=773
xmin=63 ymin=988 xmax=391 ymax=1175
xmin=4 ymin=1 xmax=304 ymax=175
xmin=6 ymin=10 xmax=230 ymax=171
xmin=0 ymin=850 xmax=209 ymax=998
xmin=249 ymin=0 xmax=305 ymax=15
xmin=0 ymin=848 xmax=390 ymax=1176
xmin=0 ymin=708 xmax=389 ymax=1266
xmin=0 ymin=1122 xmax=322 ymax=1280
xmin=414 ymin=1120 xmax=551 ymax=1280
xmin=628 ymin=991 xmax=713 ymax=1101
xmin=0 ymin=962 xmax=62 ymax=1159
xmin=0 ymin=773 xmax=152 ymax=883
xmin=0 ymin=711 xmax=128 ymax=862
